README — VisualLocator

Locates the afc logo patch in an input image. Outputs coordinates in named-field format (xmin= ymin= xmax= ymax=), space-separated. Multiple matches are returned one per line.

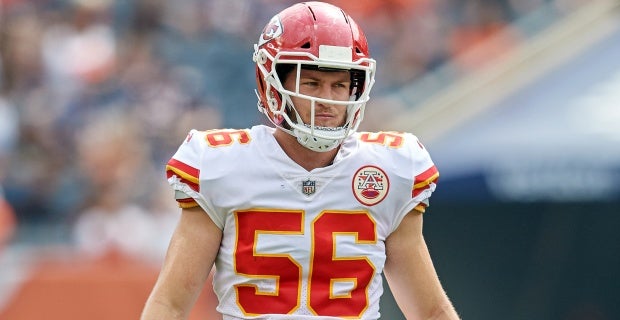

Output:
xmin=352 ymin=166 xmax=389 ymax=206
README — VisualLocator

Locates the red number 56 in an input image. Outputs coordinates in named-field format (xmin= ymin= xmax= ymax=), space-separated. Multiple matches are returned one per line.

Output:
xmin=234 ymin=210 xmax=377 ymax=318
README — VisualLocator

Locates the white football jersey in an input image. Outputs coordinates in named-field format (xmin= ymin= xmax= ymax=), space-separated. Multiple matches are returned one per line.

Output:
xmin=166 ymin=125 xmax=438 ymax=320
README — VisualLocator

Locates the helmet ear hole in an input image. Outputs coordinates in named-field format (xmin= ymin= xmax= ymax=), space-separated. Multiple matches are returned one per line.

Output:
xmin=301 ymin=42 xmax=311 ymax=49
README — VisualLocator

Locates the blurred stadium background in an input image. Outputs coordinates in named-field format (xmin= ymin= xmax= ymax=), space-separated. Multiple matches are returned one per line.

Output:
xmin=1 ymin=0 xmax=618 ymax=319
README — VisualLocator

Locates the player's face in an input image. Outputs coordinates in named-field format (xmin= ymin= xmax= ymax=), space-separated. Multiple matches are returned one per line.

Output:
xmin=283 ymin=68 xmax=351 ymax=128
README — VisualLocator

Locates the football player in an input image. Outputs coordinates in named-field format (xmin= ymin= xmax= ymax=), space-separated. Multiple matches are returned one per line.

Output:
xmin=142 ymin=2 xmax=459 ymax=319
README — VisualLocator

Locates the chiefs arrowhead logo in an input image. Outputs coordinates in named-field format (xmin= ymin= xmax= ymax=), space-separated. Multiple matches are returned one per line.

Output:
xmin=258 ymin=15 xmax=283 ymax=47
xmin=352 ymin=166 xmax=389 ymax=206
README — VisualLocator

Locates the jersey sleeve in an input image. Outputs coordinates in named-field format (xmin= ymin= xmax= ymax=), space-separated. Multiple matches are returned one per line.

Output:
xmin=387 ymin=133 xmax=439 ymax=222
xmin=165 ymin=130 xmax=224 ymax=228
xmin=409 ymin=137 xmax=439 ymax=213
xmin=386 ymin=133 xmax=440 ymax=233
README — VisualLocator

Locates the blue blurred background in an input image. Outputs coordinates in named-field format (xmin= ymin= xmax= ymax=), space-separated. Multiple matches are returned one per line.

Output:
xmin=1 ymin=0 xmax=618 ymax=319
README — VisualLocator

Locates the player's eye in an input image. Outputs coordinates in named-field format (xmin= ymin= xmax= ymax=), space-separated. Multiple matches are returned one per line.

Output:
xmin=301 ymin=81 xmax=319 ymax=87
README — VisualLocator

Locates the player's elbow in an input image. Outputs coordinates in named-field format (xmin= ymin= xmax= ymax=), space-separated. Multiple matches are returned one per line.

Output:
xmin=141 ymin=295 xmax=188 ymax=320
xmin=426 ymin=302 xmax=460 ymax=320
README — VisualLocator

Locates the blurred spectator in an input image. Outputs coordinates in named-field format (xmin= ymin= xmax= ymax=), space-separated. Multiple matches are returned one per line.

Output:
xmin=153 ymin=0 xmax=257 ymax=128
xmin=508 ymin=0 xmax=547 ymax=17
xmin=0 ymin=189 xmax=16 ymax=249
xmin=41 ymin=0 xmax=116 ymax=104
xmin=71 ymin=110 xmax=164 ymax=263
xmin=0 ymin=2 xmax=45 ymax=96
xmin=0 ymin=90 xmax=18 ymax=251
xmin=448 ymin=0 xmax=522 ymax=71
xmin=380 ymin=0 xmax=452 ymax=89
xmin=0 ymin=97 xmax=18 ymax=172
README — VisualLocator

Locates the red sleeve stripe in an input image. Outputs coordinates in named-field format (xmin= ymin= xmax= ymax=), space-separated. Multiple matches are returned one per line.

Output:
xmin=412 ymin=165 xmax=439 ymax=198
xmin=166 ymin=159 xmax=200 ymax=192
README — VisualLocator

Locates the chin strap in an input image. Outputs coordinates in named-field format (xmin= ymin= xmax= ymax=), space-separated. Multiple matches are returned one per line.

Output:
xmin=293 ymin=125 xmax=347 ymax=152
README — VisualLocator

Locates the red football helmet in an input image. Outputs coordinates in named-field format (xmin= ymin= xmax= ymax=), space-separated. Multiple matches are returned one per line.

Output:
xmin=253 ymin=1 xmax=376 ymax=152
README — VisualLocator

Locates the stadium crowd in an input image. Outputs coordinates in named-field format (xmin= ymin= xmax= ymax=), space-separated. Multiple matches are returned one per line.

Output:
xmin=1 ymin=0 xmax=586 ymax=261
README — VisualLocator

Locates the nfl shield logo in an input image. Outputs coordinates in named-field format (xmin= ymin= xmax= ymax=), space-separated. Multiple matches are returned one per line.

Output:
xmin=302 ymin=179 xmax=316 ymax=196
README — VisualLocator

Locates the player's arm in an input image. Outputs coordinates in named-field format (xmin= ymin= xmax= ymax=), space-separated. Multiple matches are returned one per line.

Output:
xmin=141 ymin=206 xmax=222 ymax=320
xmin=384 ymin=209 xmax=460 ymax=320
